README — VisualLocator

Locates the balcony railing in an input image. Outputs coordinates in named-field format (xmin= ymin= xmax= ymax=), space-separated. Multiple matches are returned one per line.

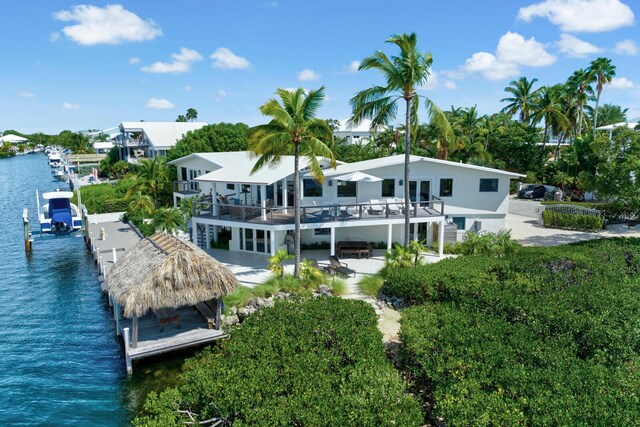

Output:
xmin=174 ymin=180 xmax=199 ymax=193
xmin=191 ymin=197 xmax=444 ymax=226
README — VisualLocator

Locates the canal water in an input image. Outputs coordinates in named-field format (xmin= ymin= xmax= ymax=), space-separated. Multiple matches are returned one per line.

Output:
xmin=0 ymin=154 xmax=175 ymax=426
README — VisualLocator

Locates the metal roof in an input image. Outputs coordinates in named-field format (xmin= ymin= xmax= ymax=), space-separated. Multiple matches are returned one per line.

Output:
xmin=317 ymin=155 xmax=525 ymax=178
xmin=335 ymin=118 xmax=386 ymax=133
xmin=120 ymin=122 xmax=207 ymax=149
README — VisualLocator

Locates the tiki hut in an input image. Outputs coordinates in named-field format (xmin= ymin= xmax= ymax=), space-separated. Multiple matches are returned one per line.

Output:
xmin=107 ymin=232 xmax=238 ymax=347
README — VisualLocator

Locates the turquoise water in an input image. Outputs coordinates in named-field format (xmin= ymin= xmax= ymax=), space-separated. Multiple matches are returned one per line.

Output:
xmin=0 ymin=154 xmax=128 ymax=425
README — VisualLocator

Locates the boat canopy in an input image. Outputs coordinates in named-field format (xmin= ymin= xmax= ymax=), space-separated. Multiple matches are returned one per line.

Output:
xmin=48 ymin=198 xmax=73 ymax=227
xmin=43 ymin=191 xmax=74 ymax=200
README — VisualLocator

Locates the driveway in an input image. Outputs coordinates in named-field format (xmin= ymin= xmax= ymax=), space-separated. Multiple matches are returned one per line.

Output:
xmin=508 ymin=197 xmax=541 ymax=218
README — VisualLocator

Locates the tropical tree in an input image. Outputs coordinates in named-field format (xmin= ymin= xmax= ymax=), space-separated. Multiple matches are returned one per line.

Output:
xmin=249 ymin=87 xmax=336 ymax=277
xmin=127 ymin=192 xmax=154 ymax=221
xmin=176 ymin=114 xmax=187 ymax=122
xmin=500 ymin=77 xmax=540 ymax=124
xmin=350 ymin=32 xmax=448 ymax=246
xmin=186 ymin=108 xmax=198 ymax=122
xmin=591 ymin=103 xmax=628 ymax=126
xmin=531 ymin=85 xmax=569 ymax=151
xmin=125 ymin=157 xmax=170 ymax=207
xmin=151 ymin=208 xmax=186 ymax=234
xmin=588 ymin=57 xmax=616 ymax=137
xmin=69 ymin=132 xmax=93 ymax=154
xmin=566 ymin=68 xmax=594 ymax=135
xmin=111 ymin=160 xmax=131 ymax=178
xmin=267 ymin=249 xmax=294 ymax=280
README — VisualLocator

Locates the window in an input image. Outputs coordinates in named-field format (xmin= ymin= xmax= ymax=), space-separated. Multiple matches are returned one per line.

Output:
xmin=439 ymin=178 xmax=453 ymax=197
xmin=226 ymin=183 xmax=235 ymax=190
xmin=314 ymin=228 xmax=330 ymax=236
xmin=381 ymin=179 xmax=395 ymax=197
xmin=479 ymin=178 xmax=499 ymax=192
xmin=451 ymin=217 xmax=466 ymax=230
xmin=303 ymin=179 xmax=323 ymax=197
xmin=337 ymin=181 xmax=356 ymax=197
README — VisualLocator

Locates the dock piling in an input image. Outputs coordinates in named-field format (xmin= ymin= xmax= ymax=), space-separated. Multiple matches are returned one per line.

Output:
xmin=123 ymin=327 xmax=132 ymax=374
xmin=23 ymin=209 xmax=31 ymax=254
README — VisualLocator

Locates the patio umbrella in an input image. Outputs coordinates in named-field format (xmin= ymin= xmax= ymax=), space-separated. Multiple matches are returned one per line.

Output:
xmin=334 ymin=171 xmax=382 ymax=203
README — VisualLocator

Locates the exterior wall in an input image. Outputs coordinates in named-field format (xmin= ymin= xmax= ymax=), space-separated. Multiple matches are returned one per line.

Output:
xmin=334 ymin=131 xmax=373 ymax=145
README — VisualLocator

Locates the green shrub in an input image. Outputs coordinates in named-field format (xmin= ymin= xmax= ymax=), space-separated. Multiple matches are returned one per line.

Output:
xmin=443 ymin=230 xmax=520 ymax=256
xmin=358 ymin=274 xmax=384 ymax=297
xmin=542 ymin=209 xmax=604 ymax=231
xmin=136 ymin=298 xmax=423 ymax=426
xmin=103 ymin=197 xmax=129 ymax=212
xmin=325 ymin=274 xmax=347 ymax=296
xmin=394 ymin=238 xmax=640 ymax=425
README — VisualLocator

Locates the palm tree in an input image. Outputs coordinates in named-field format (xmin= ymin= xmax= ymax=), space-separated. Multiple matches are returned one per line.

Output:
xmin=151 ymin=208 xmax=186 ymax=234
xmin=248 ymin=87 xmax=336 ymax=277
xmin=126 ymin=157 xmax=170 ymax=207
xmin=176 ymin=115 xmax=187 ymax=122
xmin=186 ymin=108 xmax=198 ymax=122
xmin=531 ymin=85 xmax=569 ymax=152
xmin=567 ymin=68 xmax=594 ymax=136
xmin=500 ymin=77 xmax=540 ymax=124
xmin=593 ymin=103 xmax=628 ymax=126
xmin=70 ymin=132 xmax=92 ymax=154
xmin=268 ymin=249 xmax=294 ymax=280
xmin=127 ymin=192 xmax=155 ymax=221
xmin=588 ymin=57 xmax=616 ymax=137
xmin=350 ymin=32 xmax=447 ymax=246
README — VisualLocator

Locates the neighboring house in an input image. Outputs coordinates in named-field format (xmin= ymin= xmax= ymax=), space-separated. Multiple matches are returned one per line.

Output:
xmin=115 ymin=121 xmax=207 ymax=163
xmin=334 ymin=118 xmax=386 ymax=145
xmin=170 ymin=152 xmax=523 ymax=257
xmin=93 ymin=141 xmax=114 ymax=154
xmin=0 ymin=134 xmax=28 ymax=144
xmin=596 ymin=120 xmax=640 ymax=141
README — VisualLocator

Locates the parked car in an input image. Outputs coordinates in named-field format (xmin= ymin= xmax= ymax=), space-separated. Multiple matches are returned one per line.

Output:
xmin=517 ymin=184 xmax=558 ymax=200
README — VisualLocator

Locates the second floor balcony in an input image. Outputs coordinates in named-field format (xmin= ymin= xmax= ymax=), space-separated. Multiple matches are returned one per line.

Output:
xmin=174 ymin=180 xmax=200 ymax=194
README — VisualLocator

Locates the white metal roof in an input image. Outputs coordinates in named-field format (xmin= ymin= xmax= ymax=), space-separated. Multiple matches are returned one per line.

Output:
xmin=335 ymin=118 xmax=386 ymax=133
xmin=0 ymin=134 xmax=28 ymax=143
xmin=192 ymin=151 xmax=337 ymax=185
xmin=93 ymin=141 xmax=114 ymax=150
xmin=595 ymin=121 xmax=639 ymax=130
xmin=119 ymin=122 xmax=207 ymax=149
xmin=318 ymin=155 xmax=525 ymax=179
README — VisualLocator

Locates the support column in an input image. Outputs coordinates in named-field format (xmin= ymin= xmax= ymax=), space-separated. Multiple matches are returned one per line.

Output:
xmin=387 ymin=224 xmax=393 ymax=250
xmin=261 ymin=184 xmax=267 ymax=220
xmin=114 ymin=302 xmax=121 ymax=336
xmin=205 ymin=224 xmax=211 ymax=249
xmin=413 ymin=221 xmax=418 ymax=242
xmin=330 ymin=227 xmax=336 ymax=256
xmin=270 ymin=230 xmax=276 ymax=255
xmin=123 ymin=327 xmax=132 ymax=374
xmin=191 ymin=220 xmax=198 ymax=244
xmin=282 ymin=179 xmax=288 ymax=214
xmin=212 ymin=183 xmax=218 ymax=216
xmin=215 ymin=298 xmax=222 ymax=330
xmin=132 ymin=316 xmax=139 ymax=348
xmin=438 ymin=219 xmax=445 ymax=258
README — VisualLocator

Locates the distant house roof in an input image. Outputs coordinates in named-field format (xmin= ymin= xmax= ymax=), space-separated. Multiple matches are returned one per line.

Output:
xmin=317 ymin=155 xmax=525 ymax=179
xmin=93 ymin=141 xmax=114 ymax=150
xmin=335 ymin=118 xmax=386 ymax=134
xmin=595 ymin=121 xmax=639 ymax=131
xmin=0 ymin=134 xmax=28 ymax=143
xmin=189 ymin=151 xmax=338 ymax=185
xmin=120 ymin=121 xmax=208 ymax=150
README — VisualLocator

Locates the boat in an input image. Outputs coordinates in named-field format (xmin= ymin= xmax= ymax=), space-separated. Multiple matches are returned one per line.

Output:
xmin=38 ymin=189 xmax=82 ymax=235
xmin=48 ymin=151 xmax=62 ymax=167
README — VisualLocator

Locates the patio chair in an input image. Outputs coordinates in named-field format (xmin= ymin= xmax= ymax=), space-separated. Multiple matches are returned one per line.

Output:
xmin=328 ymin=256 xmax=356 ymax=278
xmin=385 ymin=198 xmax=401 ymax=215
xmin=368 ymin=199 xmax=383 ymax=215
xmin=308 ymin=258 xmax=333 ymax=274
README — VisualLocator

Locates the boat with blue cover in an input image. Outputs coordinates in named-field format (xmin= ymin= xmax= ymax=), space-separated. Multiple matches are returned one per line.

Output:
xmin=38 ymin=189 xmax=82 ymax=235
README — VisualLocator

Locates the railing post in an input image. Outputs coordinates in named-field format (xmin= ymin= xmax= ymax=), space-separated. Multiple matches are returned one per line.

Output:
xmin=270 ymin=208 xmax=274 ymax=224
xmin=385 ymin=202 xmax=389 ymax=218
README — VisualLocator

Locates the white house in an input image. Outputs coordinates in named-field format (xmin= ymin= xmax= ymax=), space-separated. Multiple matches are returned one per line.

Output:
xmin=0 ymin=134 xmax=28 ymax=144
xmin=334 ymin=118 xmax=386 ymax=145
xmin=116 ymin=121 xmax=207 ymax=163
xmin=169 ymin=152 xmax=523 ymax=257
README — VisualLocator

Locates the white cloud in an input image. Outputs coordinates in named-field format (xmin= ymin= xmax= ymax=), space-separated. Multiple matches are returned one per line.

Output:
xmin=347 ymin=60 xmax=360 ymax=73
xmin=463 ymin=51 xmax=521 ymax=80
xmin=298 ymin=69 xmax=320 ymax=81
xmin=183 ymin=85 xmax=192 ymax=91
xmin=517 ymin=0 xmax=635 ymax=33
xmin=461 ymin=31 xmax=555 ymax=80
xmin=53 ymin=5 xmax=162 ymax=45
xmin=63 ymin=103 xmax=79 ymax=109
xmin=557 ymin=33 xmax=604 ymax=57
xmin=129 ymin=57 xmax=140 ymax=64
xmin=210 ymin=48 xmax=250 ymax=70
xmin=496 ymin=32 xmax=556 ymax=66
xmin=142 ymin=47 xmax=202 ymax=73
xmin=613 ymin=39 xmax=638 ymax=55
xmin=214 ymin=89 xmax=227 ymax=101
xmin=146 ymin=98 xmax=175 ymax=109
xmin=20 ymin=91 xmax=35 ymax=98
xmin=609 ymin=77 xmax=634 ymax=89
xmin=49 ymin=32 xmax=60 ymax=42
xmin=444 ymin=80 xmax=458 ymax=90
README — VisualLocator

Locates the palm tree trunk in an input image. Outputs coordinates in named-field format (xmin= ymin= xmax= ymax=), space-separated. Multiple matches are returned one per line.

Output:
xmin=542 ymin=124 xmax=548 ymax=152
xmin=593 ymin=92 xmax=601 ymax=138
xmin=404 ymin=98 xmax=411 ymax=247
xmin=293 ymin=142 xmax=301 ymax=277
xmin=577 ymin=103 xmax=583 ymax=135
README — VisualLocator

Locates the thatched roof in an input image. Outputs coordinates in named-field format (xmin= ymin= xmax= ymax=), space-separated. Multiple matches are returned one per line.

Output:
xmin=108 ymin=232 xmax=238 ymax=317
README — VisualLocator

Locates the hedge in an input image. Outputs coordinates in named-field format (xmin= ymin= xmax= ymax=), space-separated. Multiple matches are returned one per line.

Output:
xmin=542 ymin=209 xmax=604 ymax=231
xmin=389 ymin=239 xmax=640 ymax=425
xmin=135 ymin=298 xmax=423 ymax=426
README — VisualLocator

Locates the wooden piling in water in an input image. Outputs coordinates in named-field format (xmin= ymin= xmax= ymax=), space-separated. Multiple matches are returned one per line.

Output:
xmin=23 ymin=209 xmax=31 ymax=254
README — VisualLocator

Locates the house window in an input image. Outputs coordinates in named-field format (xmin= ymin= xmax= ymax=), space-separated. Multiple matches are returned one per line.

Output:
xmin=337 ymin=181 xmax=356 ymax=197
xmin=314 ymin=228 xmax=330 ymax=236
xmin=226 ymin=183 xmax=235 ymax=190
xmin=451 ymin=217 xmax=466 ymax=230
xmin=381 ymin=179 xmax=395 ymax=197
xmin=303 ymin=179 xmax=323 ymax=197
xmin=439 ymin=179 xmax=453 ymax=197
xmin=479 ymin=178 xmax=499 ymax=192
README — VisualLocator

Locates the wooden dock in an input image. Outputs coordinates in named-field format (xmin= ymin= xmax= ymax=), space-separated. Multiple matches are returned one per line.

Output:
xmin=85 ymin=212 xmax=227 ymax=374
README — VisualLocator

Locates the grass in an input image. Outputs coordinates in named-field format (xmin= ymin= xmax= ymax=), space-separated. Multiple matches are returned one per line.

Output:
xmin=358 ymin=274 xmax=384 ymax=297
xmin=325 ymin=274 xmax=347 ymax=296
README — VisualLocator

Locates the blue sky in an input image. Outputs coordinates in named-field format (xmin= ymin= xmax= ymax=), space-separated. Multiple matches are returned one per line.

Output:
xmin=1 ymin=0 xmax=638 ymax=134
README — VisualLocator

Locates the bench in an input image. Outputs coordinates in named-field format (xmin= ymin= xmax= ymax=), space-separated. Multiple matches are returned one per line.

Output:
xmin=195 ymin=301 xmax=219 ymax=329
xmin=336 ymin=241 xmax=372 ymax=258
xmin=153 ymin=307 xmax=181 ymax=332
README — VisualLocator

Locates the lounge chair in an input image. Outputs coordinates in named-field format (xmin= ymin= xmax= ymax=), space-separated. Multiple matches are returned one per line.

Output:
xmin=368 ymin=199 xmax=383 ymax=215
xmin=385 ymin=198 xmax=402 ymax=215
xmin=308 ymin=258 xmax=333 ymax=274
xmin=329 ymin=256 xmax=356 ymax=278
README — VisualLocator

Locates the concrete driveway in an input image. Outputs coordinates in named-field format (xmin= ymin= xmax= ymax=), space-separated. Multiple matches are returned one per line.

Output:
xmin=508 ymin=197 xmax=541 ymax=218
